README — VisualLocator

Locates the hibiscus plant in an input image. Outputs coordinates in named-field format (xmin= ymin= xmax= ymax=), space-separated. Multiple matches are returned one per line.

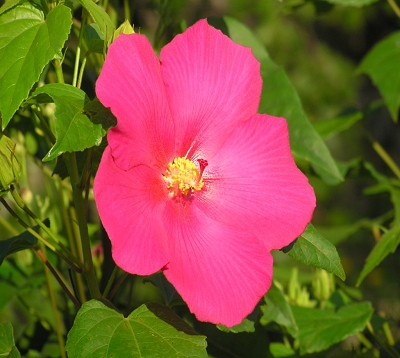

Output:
xmin=0 ymin=0 xmax=399 ymax=357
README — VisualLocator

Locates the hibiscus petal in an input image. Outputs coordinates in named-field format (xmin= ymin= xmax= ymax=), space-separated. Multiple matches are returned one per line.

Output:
xmin=160 ymin=19 xmax=262 ymax=159
xmin=96 ymin=34 xmax=175 ymax=171
xmin=163 ymin=200 xmax=272 ymax=327
xmin=94 ymin=147 xmax=169 ymax=275
xmin=197 ymin=114 xmax=316 ymax=251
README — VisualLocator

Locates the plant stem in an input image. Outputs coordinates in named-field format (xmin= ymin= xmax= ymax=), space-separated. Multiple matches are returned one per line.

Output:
xmin=7 ymin=186 xmax=81 ymax=269
xmin=388 ymin=0 xmax=400 ymax=17
xmin=72 ymin=8 xmax=87 ymax=87
xmin=0 ymin=197 xmax=81 ymax=272
xmin=107 ymin=272 xmax=129 ymax=300
xmin=53 ymin=59 xmax=65 ymax=84
xmin=65 ymin=152 xmax=101 ymax=299
xmin=102 ymin=264 xmax=118 ymax=298
xmin=31 ymin=106 xmax=56 ymax=144
xmin=35 ymin=247 xmax=81 ymax=309
xmin=0 ymin=214 xmax=19 ymax=236
xmin=372 ymin=140 xmax=400 ymax=180
xmin=76 ymin=55 xmax=87 ymax=89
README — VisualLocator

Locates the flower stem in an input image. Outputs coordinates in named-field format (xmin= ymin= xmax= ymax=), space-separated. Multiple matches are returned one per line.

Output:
xmin=72 ymin=8 xmax=87 ymax=87
xmin=65 ymin=152 xmax=101 ymax=299
xmin=387 ymin=0 xmax=400 ymax=17
xmin=102 ymin=264 xmax=118 ymax=298
xmin=35 ymin=247 xmax=81 ymax=309
xmin=8 ymin=185 xmax=81 ymax=268
xmin=53 ymin=58 xmax=65 ymax=84
xmin=372 ymin=140 xmax=400 ymax=180
xmin=31 ymin=105 xmax=56 ymax=144
xmin=0 ymin=196 xmax=81 ymax=271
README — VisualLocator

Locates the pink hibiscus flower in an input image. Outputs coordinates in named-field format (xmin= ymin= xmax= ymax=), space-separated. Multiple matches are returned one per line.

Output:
xmin=94 ymin=19 xmax=315 ymax=327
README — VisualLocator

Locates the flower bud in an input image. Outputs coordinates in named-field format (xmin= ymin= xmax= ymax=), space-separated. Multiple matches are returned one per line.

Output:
xmin=0 ymin=134 xmax=21 ymax=194
xmin=312 ymin=268 xmax=335 ymax=302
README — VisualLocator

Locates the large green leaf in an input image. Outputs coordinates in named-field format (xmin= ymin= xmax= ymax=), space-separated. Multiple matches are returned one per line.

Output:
xmin=28 ymin=84 xmax=116 ymax=161
xmin=76 ymin=0 xmax=115 ymax=43
xmin=66 ymin=300 xmax=207 ymax=358
xmin=357 ymin=224 xmax=400 ymax=286
xmin=291 ymin=302 xmax=373 ymax=354
xmin=287 ymin=224 xmax=346 ymax=280
xmin=358 ymin=31 xmax=400 ymax=122
xmin=0 ymin=322 xmax=21 ymax=358
xmin=209 ymin=17 xmax=343 ymax=185
xmin=0 ymin=3 xmax=72 ymax=129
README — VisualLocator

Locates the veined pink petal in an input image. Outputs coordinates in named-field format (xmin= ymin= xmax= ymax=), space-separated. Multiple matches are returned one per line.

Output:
xmin=162 ymin=200 xmax=273 ymax=327
xmin=197 ymin=114 xmax=316 ymax=251
xmin=96 ymin=34 xmax=175 ymax=171
xmin=94 ymin=147 xmax=169 ymax=275
xmin=160 ymin=20 xmax=262 ymax=159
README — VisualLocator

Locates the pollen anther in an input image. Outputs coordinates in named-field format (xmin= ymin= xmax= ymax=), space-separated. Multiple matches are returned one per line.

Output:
xmin=163 ymin=157 xmax=205 ymax=196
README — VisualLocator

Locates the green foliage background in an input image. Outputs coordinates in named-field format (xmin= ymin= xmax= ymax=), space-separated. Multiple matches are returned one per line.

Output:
xmin=1 ymin=0 xmax=400 ymax=357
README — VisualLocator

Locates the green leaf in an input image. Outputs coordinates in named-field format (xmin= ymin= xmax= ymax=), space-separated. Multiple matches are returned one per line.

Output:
xmin=211 ymin=16 xmax=343 ymax=185
xmin=66 ymin=300 xmax=207 ymax=358
xmin=76 ymin=0 xmax=115 ymax=43
xmin=260 ymin=282 xmax=297 ymax=335
xmin=108 ymin=19 xmax=135 ymax=46
xmin=321 ymin=0 xmax=379 ymax=6
xmin=0 ymin=322 xmax=21 ymax=358
xmin=269 ymin=343 xmax=296 ymax=358
xmin=28 ymin=84 xmax=115 ymax=161
xmin=217 ymin=318 xmax=255 ymax=333
xmin=0 ymin=134 xmax=21 ymax=195
xmin=358 ymin=31 xmax=400 ymax=122
xmin=291 ymin=302 xmax=373 ymax=354
xmin=313 ymin=111 xmax=363 ymax=140
xmin=357 ymin=224 xmax=400 ymax=286
xmin=0 ymin=3 xmax=72 ymax=129
xmin=0 ymin=228 xmax=38 ymax=266
xmin=364 ymin=161 xmax=400 ymax=225
xmin=83 ymin=23 xmax=105 ymax=54
xmin=287 ymin=224 xmax=346 ymax=280
xmin=0 ymin=0 xmax=21 ymax=15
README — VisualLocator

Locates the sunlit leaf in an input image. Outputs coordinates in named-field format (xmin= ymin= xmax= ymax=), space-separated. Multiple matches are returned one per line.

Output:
xmin=66 ymin=300 xmax=207 ymax=358
xmin=0 ymin=322 xmax=21 ymax=358
xmin=358 ymin=31 xmax=400 ymax=122
xmin=291 ymin=302 xmax=373 ymax=354
xmin=28 ymin=84 xmax=115 ymax=161
xmin=0 ymin=3 xmax=72 ymax=129
xmin=287 ymin=224 xmax=346 ymax=280
xmin=211 ymin=16 xmax=343 ymax=185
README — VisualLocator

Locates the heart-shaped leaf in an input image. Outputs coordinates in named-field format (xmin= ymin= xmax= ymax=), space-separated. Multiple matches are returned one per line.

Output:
xmin=66 ymin=300 xmax=207 ymax=358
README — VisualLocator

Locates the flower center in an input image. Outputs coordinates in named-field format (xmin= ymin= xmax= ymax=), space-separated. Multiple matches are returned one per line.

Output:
xmin=163 ymin=157 xmax=208 ymax=196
